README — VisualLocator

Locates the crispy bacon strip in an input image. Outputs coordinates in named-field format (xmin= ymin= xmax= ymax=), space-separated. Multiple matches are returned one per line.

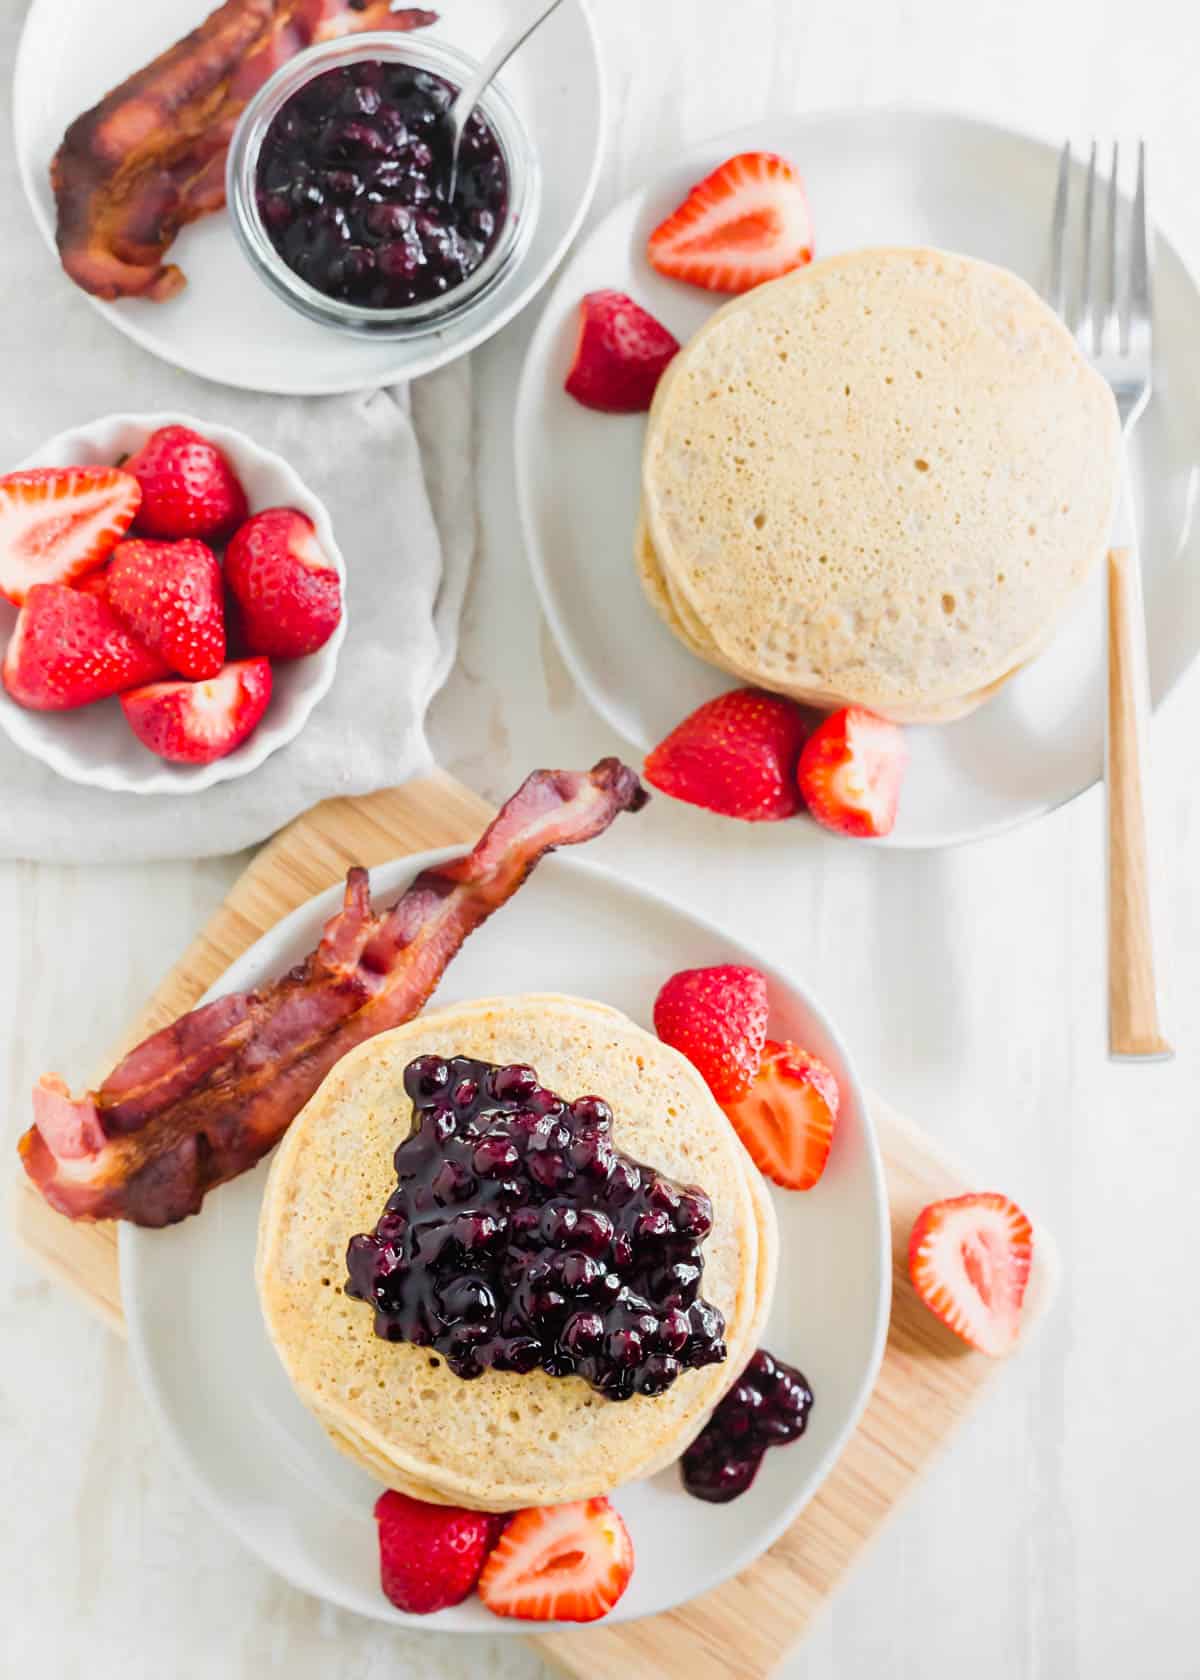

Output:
xmin=19 ymin=761 xmax=648 ymax=1227
xmin=52 ymin=0 xmax=437 ymax=302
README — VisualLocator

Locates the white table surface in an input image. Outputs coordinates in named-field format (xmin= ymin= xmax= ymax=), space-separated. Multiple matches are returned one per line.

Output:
xmin=3 ymin=1 xmax=1199 ymax=1676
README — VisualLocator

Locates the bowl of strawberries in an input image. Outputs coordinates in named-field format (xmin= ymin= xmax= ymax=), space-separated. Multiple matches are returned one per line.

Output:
xmin=0 ymin=414 xmax=347 ymax=793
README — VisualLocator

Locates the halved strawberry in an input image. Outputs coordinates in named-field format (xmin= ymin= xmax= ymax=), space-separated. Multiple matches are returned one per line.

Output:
xmin=647 ymin=152 xmax=814 ymax=294
xmin=374 ymin=1490 xmax=500 ymax=1615
xmin=653 ymin=964 xmax=769 ymax=1103
xmin=107 ymin=537 xmax=225 ymax=680
xmin=564 ymin=290 xmax=680 ymax=413
xmin=644 ymin=688 xmax=810 ymax=821
xmin=119 ymin=657 xmax=272 ymax=765
xmin=0 ymin=466 xmax=141 ymax=605
xmin=477 ymin=1498 xmax=633 ymax=1623
xmin=909 ymin=1194 xmax=1033 ymax=1357
xmin=722 ymin=1040 xmax=839 ymax=1190
xmin=796 ymin=706 xmax=908 ymax=838
xmin=2 ymin=582 xmax=167 ymax=710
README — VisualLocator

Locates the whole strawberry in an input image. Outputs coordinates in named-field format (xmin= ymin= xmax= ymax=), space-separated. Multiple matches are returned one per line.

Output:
xmin=374 ymin=1490 xmax=500 ymax=1615
xmin=124 ymin=425 xmax=248 ymax=541
xmin=2 ymin=582 xmax=167 ymax=710
xmin=224 ymin=507 xmax=342 ymax=659
xmin=654 ymin=964 xmax=769 ymax=1103
xmin=107 ymin=537 xmax=225 ymax=680
xmin=644 ymin=688 xmax=810 ymax=821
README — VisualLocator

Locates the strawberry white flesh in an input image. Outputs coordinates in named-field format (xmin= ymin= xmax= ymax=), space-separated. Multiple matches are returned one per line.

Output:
xmin=909 ymin=1193 xmax=1033 ymax=1357
xmin=477 ymin=1498 xmax=633 ymax=1623
xmin=0 ymin=467 xmax=141 ymax=605
xmin=647 ymin=152 xmax=814 ymax=294
xmin=120 ymin=658 xmax=272 ymax=765
xmin=722 ymin=1040 xmax=839 ymax=1190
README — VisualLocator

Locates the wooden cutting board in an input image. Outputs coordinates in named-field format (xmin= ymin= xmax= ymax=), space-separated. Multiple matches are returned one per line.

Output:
xmin=11 ymin=770 xmax=1058 ymax=1678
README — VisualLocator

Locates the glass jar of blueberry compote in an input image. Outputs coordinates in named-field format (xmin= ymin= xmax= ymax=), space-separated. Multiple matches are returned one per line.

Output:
xmin=227 ymin=33 xmax=539 ymax=337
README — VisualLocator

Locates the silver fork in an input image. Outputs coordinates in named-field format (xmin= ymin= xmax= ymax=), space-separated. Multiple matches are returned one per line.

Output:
xmin=1046 ymin=140 xmax=1172 ymax=1061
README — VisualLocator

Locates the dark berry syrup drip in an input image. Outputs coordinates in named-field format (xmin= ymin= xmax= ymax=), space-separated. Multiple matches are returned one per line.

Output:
xmin=345 ymin=1055 xmax=727 ymax=1401
xmin=681 ymin=1349 xmax=813 ymax=1503
xmin=255 ymin=62 xmax=509 ymax=309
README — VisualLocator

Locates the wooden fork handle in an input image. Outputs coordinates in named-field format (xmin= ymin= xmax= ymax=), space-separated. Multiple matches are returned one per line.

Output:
xmin=1107 ymin=545 xmax=1173 ymax=1059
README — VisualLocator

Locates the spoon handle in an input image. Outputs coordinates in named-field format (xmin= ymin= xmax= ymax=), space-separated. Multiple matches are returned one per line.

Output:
xmin=447 ymin=0 xmax=568 ymax=146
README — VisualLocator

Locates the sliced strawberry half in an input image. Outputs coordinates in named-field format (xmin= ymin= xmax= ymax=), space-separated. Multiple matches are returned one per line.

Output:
xmin=653 ymin=964 xmax=769 ymax=1103
xmin=2 ymin=582 xmax=168 ymax=710
xmin=796 ymin=706 xmax=908 ymax=838
xmin=647 ymin=151 xmax=814 ymax=294
xmin=0 ymin=466 xmax=141 ymax=606
xmin=722 ymin=1039 xmax=839 ymax=1190
xmin=120 ymin=657 xmax=272 ymax=765
xmin=909 ymin=1193 xmax=1033 ymax=1357
xmin=564 ymin=290 xmax=680 ymax=413
xmin=107 ymin=537 xmax=225 ymax=680
xmin=645 ymin=687 xmax=810 ymax=821
xmin=477 ymin=1498 xmax=633 ymax=1623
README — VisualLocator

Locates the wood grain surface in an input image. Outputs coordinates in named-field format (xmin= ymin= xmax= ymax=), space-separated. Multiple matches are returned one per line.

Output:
xmin=11 ymin=773 xmax=1058 ymax=1680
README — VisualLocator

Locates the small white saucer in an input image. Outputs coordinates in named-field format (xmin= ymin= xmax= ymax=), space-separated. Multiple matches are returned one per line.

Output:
xmin=12 ymin=0 xmax=604 ymax=395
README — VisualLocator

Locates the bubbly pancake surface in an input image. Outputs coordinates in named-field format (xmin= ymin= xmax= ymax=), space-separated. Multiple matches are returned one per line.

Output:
xmin=257 ymin=995 xmax=772 ymax=1511
xmin=640 ymin=246 xmax=1121 ymax=716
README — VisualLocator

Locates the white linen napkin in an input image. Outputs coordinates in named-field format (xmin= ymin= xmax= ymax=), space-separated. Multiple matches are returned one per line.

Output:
xmin=0 ymin=12 xmax=474 ymax=864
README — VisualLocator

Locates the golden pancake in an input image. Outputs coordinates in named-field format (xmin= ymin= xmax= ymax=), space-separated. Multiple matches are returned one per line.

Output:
xmin=640 ymin=246 xmax=1119 ymax=719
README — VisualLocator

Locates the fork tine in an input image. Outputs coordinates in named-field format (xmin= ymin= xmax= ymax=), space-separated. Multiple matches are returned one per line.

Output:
xmin=1079 ymin=140 xmax=1097 ymax=346
xmin=1047 ymin=141 xmax=1071 ymax=317
xmin=1100 ymin=139 xmax=1119 ymax=355
xmin=1128 ymin=138 xmax=1151 ymax=354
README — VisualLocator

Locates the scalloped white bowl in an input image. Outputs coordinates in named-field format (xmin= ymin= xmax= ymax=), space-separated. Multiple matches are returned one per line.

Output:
xmin=0 ymin=412 xmax=347 ymax=794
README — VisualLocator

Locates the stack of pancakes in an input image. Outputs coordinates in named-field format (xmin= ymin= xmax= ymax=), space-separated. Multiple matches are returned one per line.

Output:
xmin=638 ymin=246 xmax=1121 ymax=723
xmin=257 ymin=995 xmax=778 ymax=1512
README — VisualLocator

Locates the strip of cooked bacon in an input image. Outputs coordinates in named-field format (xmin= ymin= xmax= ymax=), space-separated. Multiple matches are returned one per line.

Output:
xmin=52 ymin=0 xmax=437 ymax=302
xmin=19 ymin=761 xmax=648 ymax=1227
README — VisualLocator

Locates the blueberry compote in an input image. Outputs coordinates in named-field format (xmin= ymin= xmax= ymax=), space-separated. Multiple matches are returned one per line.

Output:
xmin=345 ymin=1056 xmax=727 ymax=1401
xmin=680 ymin=1349 xmax=813 ymax=1503
xmin=255 ymin=61 xmax=509 ymax=309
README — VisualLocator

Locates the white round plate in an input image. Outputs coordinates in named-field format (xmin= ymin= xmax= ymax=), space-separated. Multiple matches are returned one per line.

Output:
xmin=121 ymin=849 xmax=889 ymax=1630
xmin=516 ymin=110 xmax=1200 ymax=848
xmin=0 ymin=411 xmax=346 ymax=794
xmin=12 ymin=0 xmax=604 ymax=395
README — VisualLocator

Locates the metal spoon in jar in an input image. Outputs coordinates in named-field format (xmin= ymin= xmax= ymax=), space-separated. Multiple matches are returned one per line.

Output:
xmin=408 ymin=0 xmax=567 ymax=202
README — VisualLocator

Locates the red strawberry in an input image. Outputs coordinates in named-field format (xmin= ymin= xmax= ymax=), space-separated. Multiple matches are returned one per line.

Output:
xmin=654 ymin=965 xmax=769 ymax=1103
xmin=107 ymin=538 xmax=225 ymax=680
xmin=120 ymin=658 xmax=272 ymax=765
xmin=0 ymin=466 xmax=141 ymax=605
xmin=796 ymin=707 xmax=908 ymax=839
xmin=478 ymin=1499 xmax=633 ymax=1623
xmin=373 ymin=1490 xmax=500 ymax=1615
xmin=124 ymin=425 xmax=248 ymax=541
xmin=644 ymin=688 xmax=809 ymax=821
xmin=224 ymin=507 xmax=342 ymax=659
xmin=647 ymin=152 xmax=814 ymax=294
xmin=74 ymin=566 xmax=111 ymax=600
xmin=564 ymin=290 xmax=680 ymax=413
xmin=909 ymin=1193 xmax=1034 ymax=1357
xmin=722 ymin=1040 xmax=839 ymax=1190
xmin=2 ymin=583 xmax=167 ymax=710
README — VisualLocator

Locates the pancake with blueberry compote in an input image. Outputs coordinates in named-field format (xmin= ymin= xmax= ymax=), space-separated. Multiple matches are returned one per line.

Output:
xmin=257 ymin=995 xmax=777 ymax=1511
